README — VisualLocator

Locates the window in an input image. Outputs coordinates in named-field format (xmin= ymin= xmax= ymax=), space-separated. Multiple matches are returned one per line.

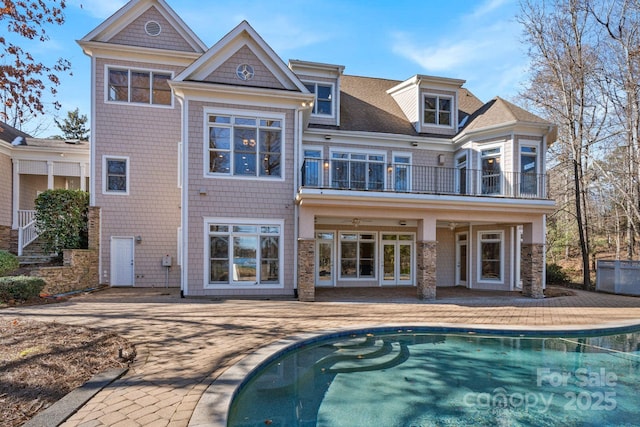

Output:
xmin=304 ymin=82 xmax=334 ymax=116
xmin=481 ymin=147 xmax=501 ymax=194
xmin=107 ymin=68 xmax=172 ymax=106
xmin=102 ymin=156 xmax=129 ymax=195
xmin=478 ymin=231 xmax=503 ymax=282
xmin=303 ymin=148 xmax=322 ymax=186
xmin=340 ymin=232 xmax=376 ymax=279
xmin=456 ymin=153 xmax=468 ymax=195
xmin=207 ymin=114 xmax=282 ymax=178
xmin=520 ymin=145 xmax=538 ymax=196
xmin=392 ymin=154 xmax=411 ymax=191
xmin=423 ymin=94 xmax=452 ymax=126
xmin=331 ymin=151 xmax=385 ymax=190
xmin=207 ymin=221 xmax=282 ymax=286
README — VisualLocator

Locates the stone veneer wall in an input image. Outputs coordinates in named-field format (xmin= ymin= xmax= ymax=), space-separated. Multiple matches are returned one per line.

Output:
xmin=416 ymin=241 xmax=437 ymax=300
xmin=297 ymin=238 xmax=315 ymax=301
xmin=34 ymin=249 xmax=99 ymax=295
xmin=521 ymin=243 xmax=544 ymax=298
xmin=0 ymin=225 xmax=10 ymax=251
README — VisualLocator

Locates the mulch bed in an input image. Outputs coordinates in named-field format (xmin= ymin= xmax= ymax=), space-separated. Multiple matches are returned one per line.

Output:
xmin=0 ymin=319 xmax=135 ymax=427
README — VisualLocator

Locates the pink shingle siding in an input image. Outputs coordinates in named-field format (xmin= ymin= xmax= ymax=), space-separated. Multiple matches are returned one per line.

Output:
xmin=0 ymin=152 xmax=11 ymax=227
xmin=203 ymin=45 xmax=286 ymax=90
xmin=94 ymin=57 xmax=184 ymax=287
xmin=184 ymin=100 xmax=296 ymax=296
xmin=108 ymin=6 xmax=197 ymax=52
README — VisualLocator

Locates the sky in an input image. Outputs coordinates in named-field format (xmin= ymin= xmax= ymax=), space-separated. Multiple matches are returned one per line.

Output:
xmin=12 ymin=0 xmax=529 ymax=137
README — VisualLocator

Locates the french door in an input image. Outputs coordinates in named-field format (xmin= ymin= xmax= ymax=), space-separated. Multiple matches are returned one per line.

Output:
xmin=381 ymin=234 xmax=414 ymax=285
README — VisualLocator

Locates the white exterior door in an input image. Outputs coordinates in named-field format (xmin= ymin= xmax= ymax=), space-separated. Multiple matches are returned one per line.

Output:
xmin=315 ymin=232 xmax=335 ymax=286
xmin=381 ymin=234 xmax=413 ymax=286
xmin=456 ymin=232 xmax=468 ymax=287
xmin=111 ymin=237 xmax=134 ymax=286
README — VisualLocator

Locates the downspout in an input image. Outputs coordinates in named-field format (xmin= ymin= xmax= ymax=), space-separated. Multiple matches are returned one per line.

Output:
xmin=177 ymin=95 xmax=188 ymax=298
xmin=293 ymin=107 xmax=303 ymax=295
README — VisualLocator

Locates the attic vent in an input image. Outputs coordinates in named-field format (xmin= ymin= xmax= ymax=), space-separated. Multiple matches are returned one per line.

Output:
xmin=145 ymin=20 xmax=161 ymax=36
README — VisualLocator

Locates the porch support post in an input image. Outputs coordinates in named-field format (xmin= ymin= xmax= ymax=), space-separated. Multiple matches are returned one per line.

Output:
xmin=297 ymin=238 xmax=315 ymax=301
xmin=416 ymin=216 xmax=437 ymax=300
xmin=417 ymin=241 xmax=437 ymax=300
xmin=521 ymin=220 xmax=544 ymax=298
xmin=47 ymin=160 xmax=54 ymax=189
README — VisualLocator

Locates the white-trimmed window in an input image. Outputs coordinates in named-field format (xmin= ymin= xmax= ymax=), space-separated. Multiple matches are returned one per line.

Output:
xmin=102 ymin=156 xmax=129 ymax=195
xmin=207 ymin=113 xmax=283 ymax=178
xmin=340 ymin=232 xmax=376 ymax=279
xmin=520 ymin=143 xmax=539 ymax=196
xmin=331 ymin=150 xmax=385 ymax=190
xmin=392 ymin=153 xmax=411 ymax=192
xmin=455 ymin=151 xmax=468 ymax=195
xmin=107 ymin=67 xmax=172 ymax=106
xmin=304 ymin=82 xmax=334 ymax=116
xmin=478 ymin=231 xmax=503 ymax=282
xmin=207 ymin=220 xmax=283 ymax=287
xmin=423 ymin=94 xmax=453 ymax=127
xmin=480 ymin=147 xmax=502 ymax=195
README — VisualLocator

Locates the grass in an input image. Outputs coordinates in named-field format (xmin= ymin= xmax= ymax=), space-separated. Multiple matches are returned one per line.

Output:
xmin=0 ymin=318 xmax=134 ymax=427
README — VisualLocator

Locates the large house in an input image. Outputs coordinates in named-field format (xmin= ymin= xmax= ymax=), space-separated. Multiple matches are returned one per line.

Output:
xmin=78 ymin=0 xmax=556 ymax=300
xmin=0 ymin=122 xmax=90 ymax=256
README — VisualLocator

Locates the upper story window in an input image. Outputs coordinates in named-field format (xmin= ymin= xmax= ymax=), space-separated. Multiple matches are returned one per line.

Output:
xmin=207 ymin=113 xmax=282 ymax=178
xmin=102 ymin=155 xmax=129 ymax=195
xmin=331 ymin=151 xmax=385 ymax=190
xmin=304 ymin=82 xmax=334 ymax=116
xmin=481 ymin=147 xmax=501 ymax=195
xmin=107 ymin=67 xmax=172 ymax=106
xmin=520 ymin=144 xmax=539 ymax=196
xmin=423 ymin=94 xmax=452 ymax=127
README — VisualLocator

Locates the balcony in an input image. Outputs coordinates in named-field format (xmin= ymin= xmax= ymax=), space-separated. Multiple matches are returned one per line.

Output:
xmin=300 ymin=159 xmax=548 ymax=199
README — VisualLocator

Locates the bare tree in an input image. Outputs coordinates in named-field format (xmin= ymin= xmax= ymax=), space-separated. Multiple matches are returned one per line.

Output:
xmin=0 ymin=1 xmax=71 ymax=128
xmin=519 ymin=0 xmax=606 ymax=288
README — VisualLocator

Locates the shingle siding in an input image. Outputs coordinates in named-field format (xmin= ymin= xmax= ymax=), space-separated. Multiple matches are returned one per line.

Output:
xmin=108 ymin=6 xmax=196 ymax=52
xmin=185 ymin=100 xmax=296 ymax=296
xmin=203 ymin=45 xmax=285 ymax=90
xmin=0 ymin=152 xmax=12 ymax=227
xmin=94 ymin=57 xmax=184 ymax=287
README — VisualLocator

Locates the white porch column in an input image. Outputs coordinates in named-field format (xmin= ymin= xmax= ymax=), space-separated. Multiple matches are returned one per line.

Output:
xmin=11 ymin=159 xmax=19 ymax=229
xmin=80 ymin=163 xmax=87 ymax=191
xmin=47 ymin=160 xmax=54 ymax=189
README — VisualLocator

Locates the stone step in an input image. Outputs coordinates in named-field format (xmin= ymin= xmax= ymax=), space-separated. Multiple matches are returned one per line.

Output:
xmin=18 ymin=255 xmax=55 ymax=265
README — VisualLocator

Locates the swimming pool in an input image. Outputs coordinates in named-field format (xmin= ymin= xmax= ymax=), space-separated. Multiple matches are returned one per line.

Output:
xmin=226 ymin=326 xmax=640 ymax=426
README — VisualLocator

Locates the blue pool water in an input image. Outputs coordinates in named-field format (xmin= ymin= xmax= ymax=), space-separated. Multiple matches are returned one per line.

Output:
xmin=228 ymin=327 xmax=640 ymax=426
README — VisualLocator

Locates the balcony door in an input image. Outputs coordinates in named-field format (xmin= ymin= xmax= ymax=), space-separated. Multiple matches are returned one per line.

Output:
xmin=381 ymin=234 xmax=414 ymax=286
xmin=315 ymin=232 xmax=334 ymax=286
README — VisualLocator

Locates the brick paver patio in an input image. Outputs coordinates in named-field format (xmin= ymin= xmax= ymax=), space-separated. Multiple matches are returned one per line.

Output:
xmin=2 ymin=286 xmax=640 ymax=426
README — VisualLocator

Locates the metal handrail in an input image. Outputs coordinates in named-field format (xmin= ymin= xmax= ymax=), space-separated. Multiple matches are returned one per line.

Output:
xmin=301 ymin=159 xmax=548 ymax=199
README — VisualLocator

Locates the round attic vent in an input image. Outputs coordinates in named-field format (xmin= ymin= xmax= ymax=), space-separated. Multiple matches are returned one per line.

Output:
xmin=145 ymin=20 xmax=161 ymax=36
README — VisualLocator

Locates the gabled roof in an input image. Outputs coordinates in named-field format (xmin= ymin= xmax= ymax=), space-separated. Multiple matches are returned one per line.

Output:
xmin=462 ymin=97 xmax=550 ymax=132
xmin=0 ymin=122 xmax=31 ymax=145
xmin=80 ymin=0 xmax=206 ymax=53
xmin=173 ymin=21 xmax=308 ymax=92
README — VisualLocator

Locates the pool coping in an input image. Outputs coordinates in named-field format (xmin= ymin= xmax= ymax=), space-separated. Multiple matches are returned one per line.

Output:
xmin=188 ymin=320 xmax=640 ymax=427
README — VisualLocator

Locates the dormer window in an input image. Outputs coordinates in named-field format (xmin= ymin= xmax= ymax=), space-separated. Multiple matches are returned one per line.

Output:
xmin=423 ymin=94 xmax=452 ymax=127
xmin=304 ymin=82 xmax=334 ymax=116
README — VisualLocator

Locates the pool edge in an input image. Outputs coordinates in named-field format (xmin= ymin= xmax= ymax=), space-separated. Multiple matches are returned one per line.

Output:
xmin=188 ymin=319 xmax=640 ymax=427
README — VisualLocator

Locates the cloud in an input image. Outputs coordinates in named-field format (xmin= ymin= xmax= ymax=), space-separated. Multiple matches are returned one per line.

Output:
xmin=67 ymin=0 xmax=126 ymax=19
xmin=464 ymin=0 xmax=512 ymax=21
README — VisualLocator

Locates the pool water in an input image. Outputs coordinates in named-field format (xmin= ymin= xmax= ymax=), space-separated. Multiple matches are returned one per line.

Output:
xmin=228 ymin=327 xmax=640 ymax=426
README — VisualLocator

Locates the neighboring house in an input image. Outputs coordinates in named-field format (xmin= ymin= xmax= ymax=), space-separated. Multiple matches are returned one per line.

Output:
xmin=0 ymin=122 xmax=90 ymax=255
xmin=79 ymin=0 xmax=556 ymax=300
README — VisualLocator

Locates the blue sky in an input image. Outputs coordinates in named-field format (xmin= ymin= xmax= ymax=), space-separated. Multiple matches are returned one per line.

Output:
xmin=17 ymin=0 xmax=527 ymax=137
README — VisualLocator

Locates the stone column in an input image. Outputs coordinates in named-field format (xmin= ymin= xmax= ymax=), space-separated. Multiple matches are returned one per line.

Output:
xmin=87 ymin=206 xmax=100 ymax=251
xmin=521 ymin=243 xmax=544 ymax=298
xmin=416 ymin=241 xmax=437 ymax=300
xmin=297 ymin=238 xmax=315 ymax=301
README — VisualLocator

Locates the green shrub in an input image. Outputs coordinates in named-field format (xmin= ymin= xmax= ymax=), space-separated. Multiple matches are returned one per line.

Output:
xmin=546 ymin=263 xmax=569 ymax=284
xmin=35 ymin=189 xmax=89 ymax=258
xmin=0 ymin=276 xmax=46 ymax=302
xmin=0 ymin=251 xmax=19 ymax=276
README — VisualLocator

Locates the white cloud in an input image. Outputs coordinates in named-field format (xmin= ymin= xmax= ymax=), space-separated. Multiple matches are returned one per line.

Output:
xmin=464 ymin=0 xmax=512 ymax=21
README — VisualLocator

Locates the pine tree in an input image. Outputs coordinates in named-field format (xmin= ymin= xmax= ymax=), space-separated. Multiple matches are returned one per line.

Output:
xmin=54 ymin=108 xmax=90 ymax=141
